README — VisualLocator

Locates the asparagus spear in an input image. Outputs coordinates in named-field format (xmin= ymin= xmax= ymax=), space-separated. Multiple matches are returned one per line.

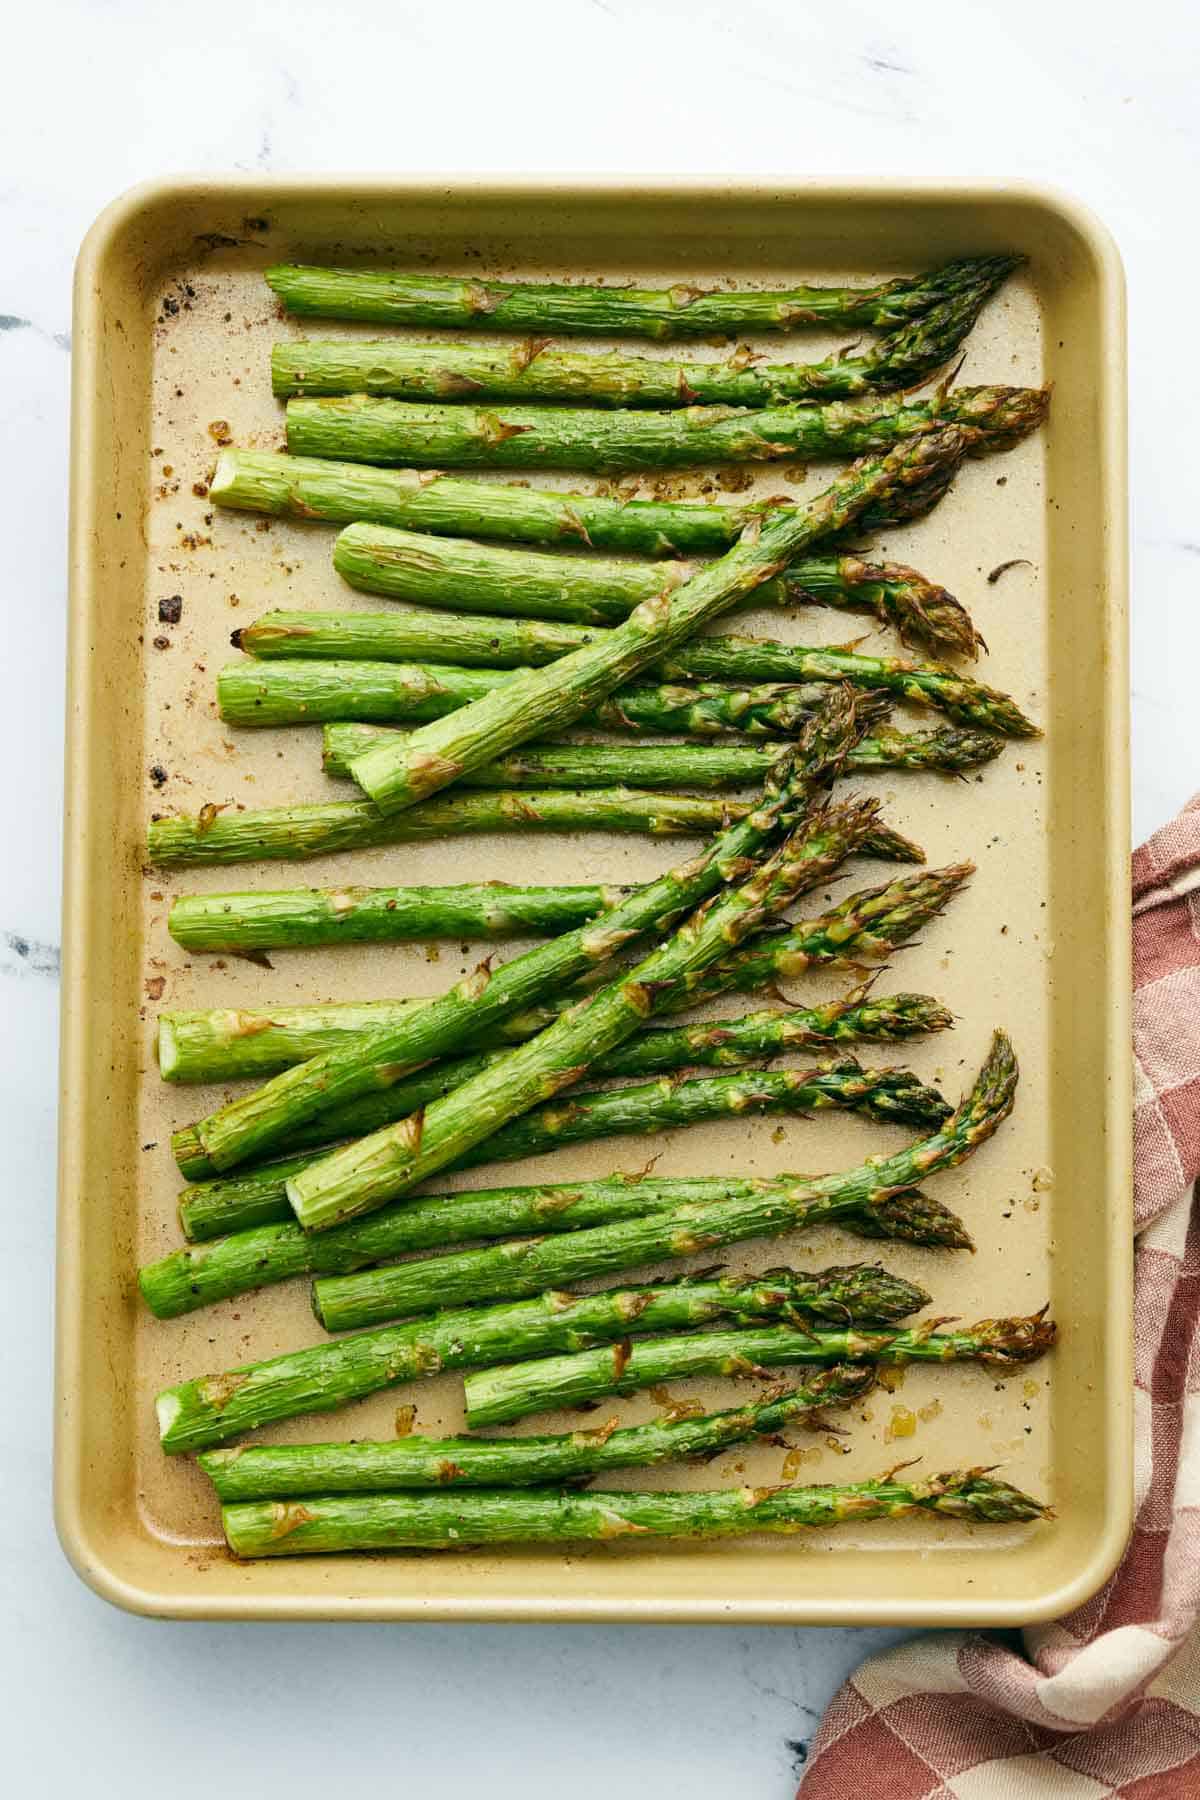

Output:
xmin=322 ymin=722 xmax=1002 ymax=786
xmin=469 ymin=1260 xmax=933 ymax=1336
xmin=427 ymin=1058 xmax=951 ymax=1161
xmin=272 ymin=271 xmax=1013 ymax=404
xmin=657 ymin=639 xmax=1036 ymax=734
xmin=198 ymin=1373 xmax=877 ymax=1499
xmin=219 ymin=1467 xmax=1048 ymax=1558
xmin=286 ymin=387 xmax=1046 ymax=476
xmin=266 ymin=255 xmax=1020 ymax=338
xmin=345 ymin=432 xmax=969 ymax=813
xmin=465 ymin=1309 xmax=1054 ymax=1426
xmin=170 ymin=699 xmax=866 ymax=1173
xmin=166 ymin=881 xmax=631 ymax=956
xmin=218 ymin=657 xmax=832 ymax=738
xmin=286 ymin=802 xmax=883 ymax=1231
xmin=151 ymin=795 xmax=921 ymax=875
xmin=221 ymin=1467 xmax=1049 ymax=1556
xmin=147 ymin=787 xmax=840 ymax=870
xmin=319 ymin=736 xmax=832 ymax=792
xmin=222 ymin=636 xmax=1033 ymax=740
xmin=153 ymin=1265 xmax=941 ymax=1454
xmin=148 ymin=1181 xmax=969 ymax=1320
xmin=332 ymin=525 xmax=982 ymax=657
xmin=235 ymin=603 xmax=598 ymax=668
xmin=209 ymin=436 xmax=957 ymax=553
xmin=159 ymin=984 xmax=950 ymax=1082
xmin=309 ymin=1027 xmax=1015 ymax=1332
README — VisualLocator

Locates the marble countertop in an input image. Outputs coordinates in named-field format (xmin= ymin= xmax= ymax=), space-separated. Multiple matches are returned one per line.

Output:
xmin=3 ymin=0 xmax=1193 ymax=1791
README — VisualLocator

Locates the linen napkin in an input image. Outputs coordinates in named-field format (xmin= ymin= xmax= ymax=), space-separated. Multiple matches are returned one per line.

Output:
xmin=797 ymin=797 xmax=1200 ymax=1798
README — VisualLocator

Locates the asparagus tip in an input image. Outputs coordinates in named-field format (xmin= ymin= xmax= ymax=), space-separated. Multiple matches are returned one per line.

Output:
xmin=969 ymin=1306 xmax=1057 ymax=1368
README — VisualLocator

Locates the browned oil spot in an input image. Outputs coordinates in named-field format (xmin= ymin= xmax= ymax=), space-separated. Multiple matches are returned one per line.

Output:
xmin=269 ymin=1502 xmax=315 ymax=1539
xmin=199 ymin=1369 xmax=249 ymax=1410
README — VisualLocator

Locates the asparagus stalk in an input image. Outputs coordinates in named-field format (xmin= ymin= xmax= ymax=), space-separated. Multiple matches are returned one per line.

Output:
xmin=169 ymin=699 xmax=866 ymax=1173
xmin=405 ymin=1259 xmax=937 ymax=1340
xmin=285 ymin=802 xmax=884 ymax=1231
xmin=221 ymin=1467 xmax=1049 ymax=1556
xmin=465 ymin=1309 xmax=1054 ymax=1426
xmin=198 ymin=1373 xmax=877 ymax=1499
xmin=165 ymin=881 xmax=631 ymax=957
xmin=658 ymin=639 xmax=1036 ymax=735
xmin=272 ymin=273 xmax=1013 ymax=404
xmin=332 ymin=525 xmax=982 ymax=658
xmin=146 ymin=787 xmax=817 ymax=870
xmin=235 ymin=603 xmax=599 ymax=668
xmin=344 ymin=432 xmax=970 ymax=813
xmin=422 ymin=1059 xmax=952 ymax=1164
xmin=218 ymin=657 xmax=832 ymax=738
xmin=148 ymin=1180 xmax=969 ymax=1320
xmin=221 ymin=643 xmax=1034 ymax=740
xmin=159 ymin=985 xmax=950 ymax=1083
xmin=319 ymin=736 xmax=824 ymax=792
xmin=286 ymin=387 xmax=1046 ymax=475
xmin=155 ymin=1266 xmax=926 ymax=1452
xmin=309 ymin=1027 xmax=1014 ymax=1334
xmin=321 ymin=722 xmax=1002 ymax=786
xmin=266 ymin=255 xmax=1021 ymax=338
xmin=209 ymin=437 xmax=957 ymax=553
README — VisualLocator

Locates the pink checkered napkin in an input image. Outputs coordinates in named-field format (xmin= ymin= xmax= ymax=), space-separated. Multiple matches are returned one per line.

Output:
xmin=798 ymin=797 xmax=1200 ymax=1799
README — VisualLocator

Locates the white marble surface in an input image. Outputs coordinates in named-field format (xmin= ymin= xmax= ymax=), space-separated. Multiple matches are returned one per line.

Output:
xmin=2 ymin=0 xmax=1195 ymax=1789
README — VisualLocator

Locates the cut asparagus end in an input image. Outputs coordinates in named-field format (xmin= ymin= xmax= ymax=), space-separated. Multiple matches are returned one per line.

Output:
xmin=157 ymin=1018 xmax=183 ymax=1082
xmin=207 ymin=449 xmax=249 ymax=510
xmin=154 ymin=1391 xmax=182 ymax=1440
